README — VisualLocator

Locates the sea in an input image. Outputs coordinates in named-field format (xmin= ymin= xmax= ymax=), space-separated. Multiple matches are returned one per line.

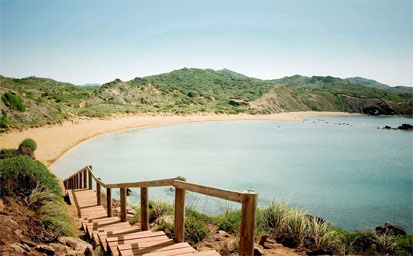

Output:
xmin=51 ymin=115 xmax=413 ymax=233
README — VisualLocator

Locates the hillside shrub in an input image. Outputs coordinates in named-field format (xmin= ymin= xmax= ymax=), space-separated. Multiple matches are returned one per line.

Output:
xmin=149 ymin=200 xmax=174 ymax=222
xmin=0 ymin=155 xmax=61 ymax=197
xmin=0 ymin=150 xmax=75 ymax=236
xmin=1 ymin=92 xmax=26 ymax=111
xmin=17 ymin=138 xmax=37 ymax=159
xmin=217 ymin=209 xmax=242 ymax=235
xmin=0 ymin=109 xmax=9 ymax=128
xmin=0 ymin=149 xmax=16 ymax=159
xmin=19 ymin=138 xmax=37 ymax=151
xmin=154 ymin=215 xmax=210 ymax=246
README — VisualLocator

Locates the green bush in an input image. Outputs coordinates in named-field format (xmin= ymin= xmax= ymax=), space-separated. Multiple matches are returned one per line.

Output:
xmin=185 ymin=216 xmax=210 ymax=246
xmin=19 ymin=138 xmax=37 ymax=151
xmin=0 ymin=152 xmax=75 ymax=236
xmin=0 ymin=148 xmax=17 ymax=159
xmin=393 ymin=234 xmax=413 ymax=255
xmin=186 ymin=208 xmax=214 ymax=224
xmin=36 ymin=194 xmax=76 ymax=236
xmin=217 ymin=209 xmax=242 ymax=235
xmin=0 ymin=155 xmax=61 ymax=197
xmin=1 ymin=92 xmax=26 ymax=111
xmin=0 ymin=109 xmax=9 ymax=128
xmin=149 ymin=200 xmax=174 ymax=222
xmin=154 ymin=216 xmax=210 ymax=246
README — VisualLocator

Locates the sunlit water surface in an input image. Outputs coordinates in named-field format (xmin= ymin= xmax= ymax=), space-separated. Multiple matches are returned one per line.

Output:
xmin=51 ymin=116 xmax=413 ymax=232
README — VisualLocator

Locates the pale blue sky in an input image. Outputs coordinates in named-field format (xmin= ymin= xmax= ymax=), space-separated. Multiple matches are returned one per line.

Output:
xmin=1 ymin=0 xmax=412 ymax=86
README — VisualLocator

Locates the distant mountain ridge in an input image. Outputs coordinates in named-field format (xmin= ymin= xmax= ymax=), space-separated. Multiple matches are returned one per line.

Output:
xmin=1 ymin=68 xmax=412 ymax=130
xmin=345 ymin=77 xmax=412 ymax=94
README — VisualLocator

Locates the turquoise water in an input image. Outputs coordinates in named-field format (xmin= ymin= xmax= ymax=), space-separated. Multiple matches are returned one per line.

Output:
xmin=51 ymin=116 xmax=413 ymax=232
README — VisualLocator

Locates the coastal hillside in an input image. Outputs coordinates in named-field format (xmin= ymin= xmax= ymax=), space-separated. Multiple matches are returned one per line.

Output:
xmin=346 ymin=77 xmax=413 ymax=94
xmin=0 ymin=69 xmax=412 ymax=130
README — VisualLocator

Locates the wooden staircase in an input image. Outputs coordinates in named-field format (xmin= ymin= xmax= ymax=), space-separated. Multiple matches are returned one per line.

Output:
xmin=67 ymin=188 xmax=219 ymax=256
xmin=63 ymin=166 xmax=258 ymax=256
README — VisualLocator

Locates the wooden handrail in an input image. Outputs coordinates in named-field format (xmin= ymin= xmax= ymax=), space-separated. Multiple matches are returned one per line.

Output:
xmin=173 ymin=180 xmax=246 ymax=203
xmin=63 ymin=166 xmax=258 ymax=256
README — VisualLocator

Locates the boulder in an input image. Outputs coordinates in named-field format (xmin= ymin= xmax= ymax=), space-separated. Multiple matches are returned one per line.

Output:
xmin=153 ymin=215 xmax=174 ymax=226
xmin=20 ymin=238 xmax=36 ymax=247
xmin=253 ymin=246 xmax=265 ymax=255
xmin=10 ymin=243 xmax=30 ymax=254
xmin=226 ymin=239 xmax=238 ymax=252
xmin=375 ymin=222 xmax=406 ymax=236
xmin=398 ymin=124 xmax=413 ymax=130
xmin=36 ymin=244 xmax=55 ymax=255
xmin=58 ymin=236 xmax=93 ymax=255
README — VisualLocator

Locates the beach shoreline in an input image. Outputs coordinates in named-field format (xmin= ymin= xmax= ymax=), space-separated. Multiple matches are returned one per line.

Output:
xmin=0 ymin=111 xmax=358 ymax=169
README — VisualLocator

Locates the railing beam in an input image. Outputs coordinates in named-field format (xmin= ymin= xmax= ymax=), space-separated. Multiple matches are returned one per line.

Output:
xmin=239 ymin=191 xmax=258 ymax=256
xmin=120 ymin=188 xmax=127 ymax=222
xmin=140 ymin=187 xmax=149 ymax=231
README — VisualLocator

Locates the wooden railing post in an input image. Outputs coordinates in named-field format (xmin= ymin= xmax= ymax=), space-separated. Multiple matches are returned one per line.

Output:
xmin=83 ymin=169 xmax=87 ymax=188
xmin=96 ymin=180 xmax=101 ymax=205
xmin=78 ymin=173 xmax=81 ymax=189
xmin=107 ymin=188 xmax=112 ymax=217
xmin=120 ymin=188 xmax=127 ymax=222
xmin=74 ymin=176 xmax=77 ymax=189
xmin=239 ymin=191 xmax=258 ymax=256
xmin=174 ymin=187 xmax=185 ymax=243
xmin=140 ymin=187 xmax=149 ymax=231
xmin=88 ymin=169 xmax=92 ymax=190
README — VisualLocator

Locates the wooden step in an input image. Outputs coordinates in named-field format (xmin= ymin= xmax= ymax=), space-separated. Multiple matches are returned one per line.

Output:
xmin=195 ymin=250 xmax=220 ymax=256
xmin=118 ymin=242 xmax=195 ymax=256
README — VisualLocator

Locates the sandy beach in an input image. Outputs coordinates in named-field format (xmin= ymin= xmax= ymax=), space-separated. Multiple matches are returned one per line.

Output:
xmin=0 ymin=112 xmax=356 ymax=168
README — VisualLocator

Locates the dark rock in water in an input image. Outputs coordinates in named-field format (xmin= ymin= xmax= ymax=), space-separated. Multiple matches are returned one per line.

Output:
xmin=383 ymin=126 xmax=393 ymax=129
xmin=375 ymin=222 xmax=406 ymax=236
xmin=397 ymin=123 xmax=413 ymax=130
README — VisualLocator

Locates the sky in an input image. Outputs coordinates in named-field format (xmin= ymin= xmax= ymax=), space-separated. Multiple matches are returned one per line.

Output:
xmin=1 ymin=0 xmax=412 ymax=86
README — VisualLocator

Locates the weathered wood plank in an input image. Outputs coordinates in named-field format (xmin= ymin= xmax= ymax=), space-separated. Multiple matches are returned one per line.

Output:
xmin=120 ymin=187 xmax=127 ymax=222
xmin=140 ymin=187 xmax=149 ymax=231
xmin=239 ymin=191 xmax=258 ymax=256
xmin=173 ymin=188 xmax=185 ymax=243
xmin=173 ymin=180 xmax=245 ymax=203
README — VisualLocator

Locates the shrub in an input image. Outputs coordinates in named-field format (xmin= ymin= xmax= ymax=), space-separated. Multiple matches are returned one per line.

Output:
xmin=0 ymin=155 xmax=61 ymax=197
xmin=149 ymin=200 xmax=174 ymax=222
xmin=217 ymin=209 xmax=242 ymax=235
xmin=0 ymin=148 xmax=16 ymax=159
xmin=1 ymin=92 xmax=26 ymax=111
xmin=393 ymin=234 xmax=413 ymax=255
xmin=36 ymin=193 xmax=76 ymax=236
xmin=186 ymin=208 xmax=214 ymax=224
xmin=0 ymin=153 xmax=75 ymax=236
xmin=19 ymin=138 xmax=37 ymax=151
xmin=185 ymin=216 xmax=210 ymax=246
xmin=0 ymin=109 xmax=9 ymax=128
xmin=18 ymin=138 xmax=37 ymax=159
xmin=154 ymin=216 xmax=210 ymax=246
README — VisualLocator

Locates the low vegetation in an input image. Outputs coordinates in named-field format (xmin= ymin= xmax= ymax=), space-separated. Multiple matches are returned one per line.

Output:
xmin=0 ymin=138 xmax=76 ymax=236
xmin=1 ymin=69 xmax=412 ymax=131
xmin=129 ymin=197 xmax=411 ymax=255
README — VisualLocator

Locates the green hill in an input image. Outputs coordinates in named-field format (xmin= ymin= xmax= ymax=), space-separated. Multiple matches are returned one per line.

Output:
xmin=346 ymin=77 xmax=413 ymax=94
xmin=1 ymin=69 xmax=412 ymax=130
